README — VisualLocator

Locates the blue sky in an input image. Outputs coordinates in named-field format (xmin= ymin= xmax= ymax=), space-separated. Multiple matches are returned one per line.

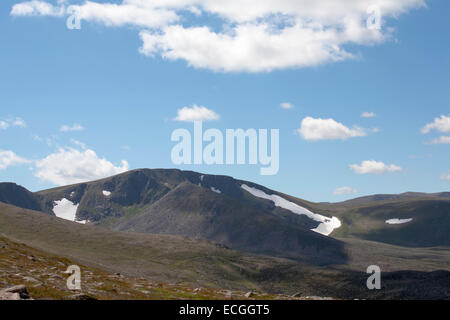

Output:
xmin=0 ymin=0 xmax=449 ymax=202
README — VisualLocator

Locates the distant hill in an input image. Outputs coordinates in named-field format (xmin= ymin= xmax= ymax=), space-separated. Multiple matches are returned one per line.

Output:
xmin=339 ymin=192 xmax=450 ymax=206
xmin=331 ymin=198 xmax=450 ymax=247
xmin=0 ymin=183 xmax=42 ymax=212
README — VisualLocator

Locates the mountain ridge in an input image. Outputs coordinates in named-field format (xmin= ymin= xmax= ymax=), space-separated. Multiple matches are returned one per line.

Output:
xmin=1 ymin=168 xmax=449 ymax=255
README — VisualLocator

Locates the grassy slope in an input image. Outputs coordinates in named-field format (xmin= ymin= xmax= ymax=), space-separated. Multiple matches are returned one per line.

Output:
xmin=1 ymin=202 xmax=449 ymax=299
xmin=328 ymin=199 xmax=450 ymax=247
xmin=272 ymin=191 xmax=450 ymax=247
xmin=0 ymin=235 xmax=303 ymax=300
xmin=0 ymin=202 xmax=344 ymax=296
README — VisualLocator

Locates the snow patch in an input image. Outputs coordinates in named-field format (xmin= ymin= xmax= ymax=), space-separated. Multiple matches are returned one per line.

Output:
xmin=386 ymin=218 xmax=413 ymax=225
xmin=52 ymin=198 xmax=81 ymax=223
xmin=200 ymin=175 xmax=204 ymax=182
xmin=102 ymin=190 xmax=111 ymax=197
xmin=70 ymin=191 xmax=75 ymax=198
xmin=241 ymin=184 xmax=341 ymax=236
xmin=211 ymin=187 xmax=222 ymax=194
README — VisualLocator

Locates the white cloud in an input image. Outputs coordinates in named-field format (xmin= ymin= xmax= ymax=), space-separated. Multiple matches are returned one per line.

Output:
xmin=12 ymin=117 xmax=27 ymax=128
xmin=441 ymin=172 xmax=450 ymax=181
xmin=297 ymin=116 xmax=367 ymax=141
xmin=333 ymin=186 xmax=358 ymax=195
xmin=139 ymin=23 xmax=357 ymax=72
xmin=11 ymin=0 xmax=65 ymax=17
xmin=0 ymin=150 xmax=30 ymax=170
xmin=72 ymin=1 xmax=178 ymax=28
xmin=34 ymin=148 xmax=129 ymax=185
xmin=361 ymin=112 xmax=376 ymax=118
xmin=174 ymin=104 xmax=220 ymax=122
xmin=421 ymin=115 xmax=450 ymax=134
xmin=428 ymin=136 xmax=450 ymax=145
xmin=60 ymin=123 xmax=84 ymax=132
xmin=349 ymin=160 xmax=402 ymax=174
xmin=11 ymin=0 xmax=426 ymax=72
xmin=280 ymin=102 xmax=294 ymax=110
xmin=0 ymin=117 xmax=27 ymax=129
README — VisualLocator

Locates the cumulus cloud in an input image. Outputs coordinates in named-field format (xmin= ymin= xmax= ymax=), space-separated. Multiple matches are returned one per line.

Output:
xmin=10 ymin=0 xmax=65 ymax=17
xmin=297 ymin=117 xmax=367 ymax=141
xmin=361 ymin=112 xmax=376 ymax=118
xmin=60 ymin=123 xmax=84 ymax=132
xmin=333 ymin=186 xmax=358 ymax=196
xmin=174 ymin=104 xmax=220 ymax=122
xmin=441 ymin=172 xmax=450 ymax=181
xmin=11 ymin=0 xmax=426 ymax=72
xmin=139 ymin=23 xmax=356 ymax=72
xmin=0 ymin=150 xmax=30 ymax=170
xmin=421 ymin=115 xmax=450 ymax=134
xmin=280 ymin=102 xmax=294 ymax=110
xmin=34 ymin=148 xmax=129 ymax=185
xmin=349 ymin=160 xmax=402 ymax=174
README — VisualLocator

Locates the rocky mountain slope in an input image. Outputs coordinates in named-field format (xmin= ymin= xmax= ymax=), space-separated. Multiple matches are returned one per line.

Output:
xmin=1 ymin=168 xmax=449 ymax=258
xmin=33 ymin=169 xmax=348 ymax=264
xmin=330 ymin=199 xmax=450 ymax=247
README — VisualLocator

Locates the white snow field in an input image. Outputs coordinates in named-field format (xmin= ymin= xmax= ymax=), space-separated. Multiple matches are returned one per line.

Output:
xmin=211 ymin=187 xmax=222 ymax=194
xmin=386 ymin=218 xmax=413 ymax=225
xmin=241 ymin=184 xmax=341 ymax=236
xmin=103 ymin=190 xmax=112 ymax=196
xmin=52 ymin=198 xmax=82 ymax=223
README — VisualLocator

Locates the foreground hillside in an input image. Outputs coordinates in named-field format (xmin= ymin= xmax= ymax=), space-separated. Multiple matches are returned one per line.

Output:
xmin=0 ymin=235 xmax=304 ymax=300
xmin=0 ymin=202 xmax=449 ymax=299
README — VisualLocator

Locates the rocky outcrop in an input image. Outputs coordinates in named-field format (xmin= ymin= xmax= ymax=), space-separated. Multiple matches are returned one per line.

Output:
xmin=0 ymin=285 xmax=32 ymax=300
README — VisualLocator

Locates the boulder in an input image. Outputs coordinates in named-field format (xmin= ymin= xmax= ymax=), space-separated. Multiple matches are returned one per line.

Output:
xmin=0 ymin=285 xmax=32 ymax=300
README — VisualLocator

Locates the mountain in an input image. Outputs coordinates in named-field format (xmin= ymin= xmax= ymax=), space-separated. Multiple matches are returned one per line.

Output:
xmin=1 ymin=168 xmax=449 ymax=257
xmin=330 ymin=198 xmax=450 ymax=247
xmin=0 ymin=183 xmax=42 ymax=212
xmin=33 ymin=169 xmax=347 ymax=264
xmin=338 ymin=192 xmax=450 ymax=206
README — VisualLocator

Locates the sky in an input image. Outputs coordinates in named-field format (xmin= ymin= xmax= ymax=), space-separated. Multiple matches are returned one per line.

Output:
xmin=0 ymin=0 xmax=449 ymax=202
